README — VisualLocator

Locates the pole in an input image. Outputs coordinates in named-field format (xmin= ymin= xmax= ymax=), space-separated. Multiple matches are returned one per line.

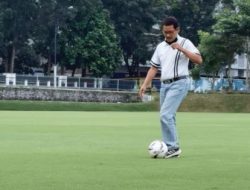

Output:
xmin=246 ymin=37 xmax=250 ymax=92
xmin=54 ymin=65 xmax=57 ymax=88
xmin=54 ymin=18 xmax=58 ymax=88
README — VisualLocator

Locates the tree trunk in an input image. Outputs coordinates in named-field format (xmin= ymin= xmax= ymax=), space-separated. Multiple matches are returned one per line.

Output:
xmin=246 ymin=54 xmax=250 ymax=92
xmin=227 ymin=62 xmax=233 ymax=91
xmin=9 ymin=45 xmax=16 ymax=73
xmin=81 ymin=58 xmax=86 ymax=77
xmin=81 ymin=66 xmax=86 ymax=77
xmin=4 ymin=59 xmax=8 ymax=72
xmin=211 ymin=73 xmax=216 ymax=91
xmin=60 ymin=66 xmax=65 ymax=75
xmin=245 ymin=37 xmax=250 ymax=92
xmin=47 ymin=55 xmax=52 ymax=76
xmin=131 ymin=57 xmax=140 ymax=77
xmin=124 ymin=54 xmax=133 ymax=77
xmin=71 ymin=67 xmax=76 ymax=77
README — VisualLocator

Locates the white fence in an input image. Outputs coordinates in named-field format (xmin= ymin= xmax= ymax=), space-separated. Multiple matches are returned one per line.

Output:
xmin=0 ymin=74 xmax=248 ymax=92
xmin=0 ymin=74 xmax=138 ymax=92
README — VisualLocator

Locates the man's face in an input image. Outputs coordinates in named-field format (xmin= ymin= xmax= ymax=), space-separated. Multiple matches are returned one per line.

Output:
xmin=162 ymin=25 xmax=179 ymax=42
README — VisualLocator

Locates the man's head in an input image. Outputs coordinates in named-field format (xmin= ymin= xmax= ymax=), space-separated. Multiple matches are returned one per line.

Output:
xmin=161 ymin=16 xmax=180 ymax=43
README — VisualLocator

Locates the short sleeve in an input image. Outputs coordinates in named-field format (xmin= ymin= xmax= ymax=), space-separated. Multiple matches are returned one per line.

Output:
xmin=150 ymin=46 xmax=161 ymax=68
xmin=185 ymin=39 xmax=200 ymax=55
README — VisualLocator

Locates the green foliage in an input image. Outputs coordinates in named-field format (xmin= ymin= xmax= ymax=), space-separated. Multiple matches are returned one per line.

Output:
xmin=1 ymin=0 xmax=249 ymax=79
xmin=190 ymin=65 xmax=201 ymax=80
xmin=211 ymin=1 xmax=247 ymax=90
xmin=102 ymin=0 xmax=165 ymax=77
xmin=0 ymin=0 xmax=39 ymax=72
xmin=213 ymin=8 xmax=241 ymax=35
xmin=198 ymin=0 xmax=250 ymax=90
xmin=180 ymin=93 xmax=250 ymax=113
xmin=0 ymin=100 xmax=158 ymax=111
xmin=198 ymin=31 xmax=227 ymax=77
xmin=0 ymin=0 xmax=122 ymax=77
xmin=213 ymin=0 xmax=250 ymax=43
xmin=165 ymin=0 xmax=218 ymax=45
xmin=33 ymin=0 xmax=85 ymax=75
xmin=81 ymin=11 xmax=122 ymax=77
xmin=230 ymin=0 xmax=250 ymax=46
xmin=60 ymin=2 xmax=122 ymax=77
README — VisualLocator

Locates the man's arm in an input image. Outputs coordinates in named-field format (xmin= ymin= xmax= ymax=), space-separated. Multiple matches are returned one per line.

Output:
xmin=139 ymin=66 xmax=158 ymax=98
xmin=171 ymin=42 xmax=203 ymax=64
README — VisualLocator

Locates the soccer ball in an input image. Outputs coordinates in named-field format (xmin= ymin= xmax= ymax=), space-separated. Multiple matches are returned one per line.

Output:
xmin=148 ymin=140 xmax=168 ymax=158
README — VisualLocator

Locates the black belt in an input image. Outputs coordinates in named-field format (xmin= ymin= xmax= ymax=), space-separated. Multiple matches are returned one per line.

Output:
xmin=162 ymin=76 xmax=187 ymax=84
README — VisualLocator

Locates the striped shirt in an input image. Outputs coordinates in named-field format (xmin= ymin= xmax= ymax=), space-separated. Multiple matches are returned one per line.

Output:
xmin=150 ymin=35 xmax=200 ymax=81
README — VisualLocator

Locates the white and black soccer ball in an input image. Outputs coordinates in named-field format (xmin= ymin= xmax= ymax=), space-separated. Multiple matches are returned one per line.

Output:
xmin=148 ymin=140 xmax=168 ymax=158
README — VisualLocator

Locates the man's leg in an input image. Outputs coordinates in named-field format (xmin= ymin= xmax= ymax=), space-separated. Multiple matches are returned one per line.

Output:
xmin=160 ymin=79 xmax=189 ymax=150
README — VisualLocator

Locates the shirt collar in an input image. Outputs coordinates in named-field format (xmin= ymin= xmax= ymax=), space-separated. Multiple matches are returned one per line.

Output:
xmin=165 ymin=35 xmax=180 ymax=45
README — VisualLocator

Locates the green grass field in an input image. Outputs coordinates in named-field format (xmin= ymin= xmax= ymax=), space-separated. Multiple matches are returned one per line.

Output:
xmin=0 ymin=111 xmax=250 ymax=190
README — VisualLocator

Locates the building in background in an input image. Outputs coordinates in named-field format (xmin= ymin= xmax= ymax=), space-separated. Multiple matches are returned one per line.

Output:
xmin=221 ymin=53 xmax=248 ymax=79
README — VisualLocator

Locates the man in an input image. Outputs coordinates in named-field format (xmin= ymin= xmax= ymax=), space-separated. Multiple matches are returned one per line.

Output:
xmin=139 ymin=16 xmax=202 ymax=158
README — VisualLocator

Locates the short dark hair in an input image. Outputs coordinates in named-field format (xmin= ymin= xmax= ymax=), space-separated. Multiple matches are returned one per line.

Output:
xmin=162 ymin=16 xmax=179 ymax=29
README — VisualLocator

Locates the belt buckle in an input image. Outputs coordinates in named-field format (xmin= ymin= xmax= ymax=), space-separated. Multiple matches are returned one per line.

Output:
xmin=162 ymin=76 xmax=187 ymax=84
xmin=163 ymin=79 xmax=173 ymax=84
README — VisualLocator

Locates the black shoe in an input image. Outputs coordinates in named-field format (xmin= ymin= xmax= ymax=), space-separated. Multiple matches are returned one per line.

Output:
xmin=165 ymin=148 xmax=182 ymax=158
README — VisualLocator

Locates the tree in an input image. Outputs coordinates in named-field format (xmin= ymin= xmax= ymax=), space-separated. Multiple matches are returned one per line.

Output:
xmin=0 ymin=0 xmax=38 ymax=73
xmin=198 ymin=31 xmax=229 ymax=90
xmin=0 ymin=2 xmax=6 ymax=72
xmin=0 ymin=0 xmax=122 ymax=77
xmin=102 ymin=0 xmax=165 ymax=77
xmin=234 ymin=0 xmax=250 ymax=91
xmin=212 ymin=0 xmax=248 ymax=91
xmin=60 ymin=0 xmax=122 ymax=77
xmin=164 ymin=0 xmax=219 ymax=45
xmin=33 ymin=0 xmax=73 ymax=75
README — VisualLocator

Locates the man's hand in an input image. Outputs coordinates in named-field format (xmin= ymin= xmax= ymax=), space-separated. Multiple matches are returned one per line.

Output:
xmin=138 ymin=66 xmax=158 ymax=99
xmin=171 ymin=42 xmax=183 ymax=51
xmin=139 ymin=85 xmax=147 ymax=98
xmin=171 ymin=42 xmax=203 ymax=64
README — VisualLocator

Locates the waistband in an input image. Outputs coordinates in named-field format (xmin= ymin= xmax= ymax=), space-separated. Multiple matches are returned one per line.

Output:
xmin=162 ymin=76 xmax=188 ymax=84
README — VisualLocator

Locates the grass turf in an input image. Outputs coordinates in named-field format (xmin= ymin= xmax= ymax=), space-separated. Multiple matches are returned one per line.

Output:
xmin=0 ymin=111 xmax=249 ymax=190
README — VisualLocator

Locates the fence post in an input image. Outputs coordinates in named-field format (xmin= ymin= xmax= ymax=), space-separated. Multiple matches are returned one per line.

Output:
xmin=53 ymin=65 xmax=57 ymax=88
xmin=24 ymin=80 xmax=28 ymax=86
xmin=36 ymin=76 xmax=39 ymax=87
xmin=99 ymin=78 xmax=103 ymax=89
xmin=3 ymin=73 xmax=16 ymax=86
xmin=74 ymin=82 xmax=78 ymax=88
xmin=84 ymin=82 xmax=87 ymax=88
xmin=117 ymin=79 xmax=119 ymax=91
xmin=94 ymin=78 xmax=97 ymax=88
